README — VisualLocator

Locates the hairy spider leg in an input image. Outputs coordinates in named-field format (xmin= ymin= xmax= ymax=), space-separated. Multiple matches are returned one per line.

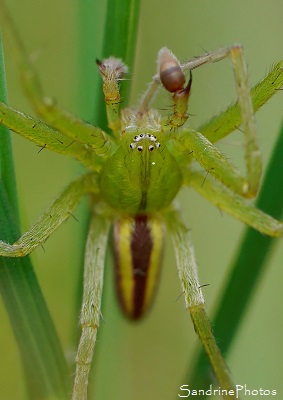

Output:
xmin=0 ymin=173 xmax=99 ymax=257
xmin=73 ymin=213 xmax=111 ymax=400
xmin=0 ymin=1 xmax=115 ymax=160
xmin=188 ymin=171 xmax=283 ymax=237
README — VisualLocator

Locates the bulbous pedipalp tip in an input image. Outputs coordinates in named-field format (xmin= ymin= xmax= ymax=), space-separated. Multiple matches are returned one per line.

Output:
xmin=158 ymin=47 xmax=185 ymax=92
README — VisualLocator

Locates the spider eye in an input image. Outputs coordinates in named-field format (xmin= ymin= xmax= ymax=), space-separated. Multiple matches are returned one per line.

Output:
xmin=149 ymin=145 xmax=154 ymax=151
xmin=137 ymin=145 xmax=143 ymax=151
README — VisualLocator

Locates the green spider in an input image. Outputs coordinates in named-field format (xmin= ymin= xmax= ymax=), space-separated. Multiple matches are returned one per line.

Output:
xmin=0 ymin=5 xmax=283 ymax=400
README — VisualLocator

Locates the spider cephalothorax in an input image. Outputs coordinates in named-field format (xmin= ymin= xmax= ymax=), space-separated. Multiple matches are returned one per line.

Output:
xmin=99 ymin=107 xmax=183 ymax=214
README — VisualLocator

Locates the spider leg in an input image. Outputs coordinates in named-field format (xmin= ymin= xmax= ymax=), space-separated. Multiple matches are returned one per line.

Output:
xmin=138 ymin=47 xmax=283 ymax=140
xmin=0 ymin=102 xmax=103 ymax=170
xmin=174 ymin=126 xmax=254 ymax=198
xmin=170 ymin=50 xmax=283 ymax=200
xmin=221 ymin=46 xmax=260 ymax=195
xmin=0 ymin=173 xmax=99 ymax=257
xmin=198 ymin=61 xmax=283 ymax=143
xmin=72 ymin=212 xmax=111 ymax=400
xmin=172 ymin=46 xmax=261 ymax=197
xmin=165 ymin=209 xmax=236 ymax=393
xmin=187 ymin=170 xmax=283 ymax=237
xmin=0 ymin=3 xmax=115 ymax=159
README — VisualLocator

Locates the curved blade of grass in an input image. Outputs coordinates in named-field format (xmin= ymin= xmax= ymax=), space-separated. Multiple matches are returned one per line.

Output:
xmin=0 ymin=36 xmax=69 ymax=400
xmin=187 ymin=120 xmax=283 ymax=388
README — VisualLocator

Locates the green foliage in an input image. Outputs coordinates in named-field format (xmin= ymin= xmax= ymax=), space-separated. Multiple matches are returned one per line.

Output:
xmin=0 ymin=36 xmax=70 ymax=400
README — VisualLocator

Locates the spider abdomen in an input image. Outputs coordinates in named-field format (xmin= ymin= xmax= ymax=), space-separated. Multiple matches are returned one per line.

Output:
xmin=99 ymin=133 xmax=182 ymax=213
xmin=113 ymin=214 xmax=164 ymax=319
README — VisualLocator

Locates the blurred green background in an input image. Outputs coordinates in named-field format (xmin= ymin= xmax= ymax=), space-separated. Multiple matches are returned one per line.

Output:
xmin=0 ymin=0 xmax=283 ymax=399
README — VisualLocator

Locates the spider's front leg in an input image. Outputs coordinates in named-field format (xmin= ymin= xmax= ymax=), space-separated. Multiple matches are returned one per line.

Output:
xmin=0 ymin=2 xmax=115 ymax=159
xmin=0 ymin=173 xmax=98 ymax=257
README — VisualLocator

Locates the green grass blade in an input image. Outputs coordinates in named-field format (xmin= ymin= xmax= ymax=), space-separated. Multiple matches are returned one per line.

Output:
xmin=102 ymin=0 xmax=140 ymax=99
xmin=0 ymin=37 xmax=18 ymax=216
xmin=85 ymin=0 xmax=140 ymax=130
xmin=187 ymin=120 xmax=283 ymax=388
xmin=0 ymin=35 xmax=69 ymax=400
xmin=76 ymin=1 xmax=106 ymax=123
